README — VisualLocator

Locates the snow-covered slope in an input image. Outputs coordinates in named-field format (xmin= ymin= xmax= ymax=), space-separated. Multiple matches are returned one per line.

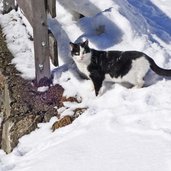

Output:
xmin=1 ymin=0 xmax=171 ymax=171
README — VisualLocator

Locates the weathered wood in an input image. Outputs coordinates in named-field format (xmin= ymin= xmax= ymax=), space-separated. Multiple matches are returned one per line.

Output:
xmin=17 ymin=0 xmax=33 ymax=26
xmin=49 ymin=31 xmax=58 ymax=66
xmin=3 ymin=0 xmax=15 ymax=14
xmin=47 ymin=0 xmax=56 ymax=18
xmin=16 ymin=0 xmax=57 ymax=25
xmin=31 ymin=0 xmax=51 ymax=83
xmin=3 ymin=0 xmax=58 ymax=83
xmin=17 ymin=0 xmax=58 ymax=67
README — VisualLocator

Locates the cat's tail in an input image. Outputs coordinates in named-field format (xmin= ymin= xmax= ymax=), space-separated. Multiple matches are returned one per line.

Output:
xmin=146 ymin=56 xmax=171 ymax=77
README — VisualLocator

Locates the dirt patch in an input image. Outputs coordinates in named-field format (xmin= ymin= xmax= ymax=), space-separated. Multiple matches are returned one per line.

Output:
xmin=0 ymin=26 xmax=64 ymax=119
xmin=0 ymin=26 xmax=65 ymax=153
xmin=0 ymin=25 xmax=87 ymax=153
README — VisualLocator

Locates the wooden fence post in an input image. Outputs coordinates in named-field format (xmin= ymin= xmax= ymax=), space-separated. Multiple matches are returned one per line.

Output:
xmin=31 ymin=0 xmax=51 ymax=84
xmin=47 ymin=0 xmax=58 ymax=66
xmin=3 ymin=0 xmax=58 ymax=83
xmin=49 ymin=31 xmax=58 ymax=66
xmin=47 ymin=0 xmax=56 ymax=18
xmin=16 ymin=0 xmax=33 ymax=25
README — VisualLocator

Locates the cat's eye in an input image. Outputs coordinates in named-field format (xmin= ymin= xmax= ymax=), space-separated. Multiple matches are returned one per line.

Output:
xmin=75 ymin=52 xmax=79 ymax=55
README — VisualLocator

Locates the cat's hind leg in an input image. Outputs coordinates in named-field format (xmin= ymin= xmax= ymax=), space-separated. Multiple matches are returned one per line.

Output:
xmin=129 ymin=57 xmax=149 ymax=89
xmin=133 ymin=79 xmax=144 ymax=88
xmin=132 ymin=74 xmax=145 ymax=88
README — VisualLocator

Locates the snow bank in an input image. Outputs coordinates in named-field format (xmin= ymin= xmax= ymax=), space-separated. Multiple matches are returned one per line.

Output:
xmin=0 ymin=10 xmax=35 ymax=79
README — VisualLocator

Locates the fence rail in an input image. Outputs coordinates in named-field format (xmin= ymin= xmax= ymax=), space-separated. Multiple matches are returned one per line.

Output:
xmin=2 ymin=0 xmax=58 ymax=85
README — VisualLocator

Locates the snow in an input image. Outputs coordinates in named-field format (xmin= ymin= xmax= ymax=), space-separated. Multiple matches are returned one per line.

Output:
xmin=1 ymin=0 xmax=171 ymax=171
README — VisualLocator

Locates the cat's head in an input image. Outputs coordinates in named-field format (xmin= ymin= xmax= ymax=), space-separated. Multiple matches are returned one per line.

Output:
xmin=70 ymin=40 xmax=91 ymax=63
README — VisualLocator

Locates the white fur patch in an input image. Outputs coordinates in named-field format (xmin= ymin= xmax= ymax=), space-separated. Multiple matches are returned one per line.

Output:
xmin=105 ymin=56 xmax=150 ymax=87
xmin=73 ymin=48 xmax=91 ymax=78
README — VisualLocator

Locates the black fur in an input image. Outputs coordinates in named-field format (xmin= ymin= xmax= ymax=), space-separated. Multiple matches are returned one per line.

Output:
xmin=146 ymin=57 xmax=171 ymax=76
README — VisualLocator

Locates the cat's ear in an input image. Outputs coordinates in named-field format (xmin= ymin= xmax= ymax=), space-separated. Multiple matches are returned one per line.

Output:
xmin=69 ymin=42 xmax=74 ymax=50
xmin=84 ymin=40 xmax=89 ymax=46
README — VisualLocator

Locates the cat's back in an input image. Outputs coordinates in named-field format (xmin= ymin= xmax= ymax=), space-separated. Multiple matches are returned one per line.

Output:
xmin=91 ymin=49 xmax=144 ymax=59
xmin=91 ymin=49 xmax=122 ymax=64
xmin=90 ymin=49 xmax=146 ymax=70
xmin=91 ymin=49 xmax=122 ymax=57
xmin=121 ymin=51 xmax=145 ymax=59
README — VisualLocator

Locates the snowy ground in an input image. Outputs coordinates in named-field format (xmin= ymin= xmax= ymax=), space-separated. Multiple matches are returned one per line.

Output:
xmin=1 ymin=0 xmax=171 ymax=171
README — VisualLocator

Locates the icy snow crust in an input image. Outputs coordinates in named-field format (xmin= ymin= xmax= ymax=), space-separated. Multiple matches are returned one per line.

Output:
xmin=1 ymin=0 xmax=171 ymax=171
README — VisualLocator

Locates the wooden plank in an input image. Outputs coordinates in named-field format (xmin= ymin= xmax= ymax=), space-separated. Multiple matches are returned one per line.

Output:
xmin=16 ymin=0 xmax=33 ymax=26
xmin=47 ymin=0 xmax=56 ymax=18
xmin=48 ymin=30 xmax=58 ymax=66
xmin=17 ymin=0 xmax=58 ymax=66
xmin=31 ymin=0 xmax=51 ymax=84
xmin=3 ymin=0 xmax=15 ymax=14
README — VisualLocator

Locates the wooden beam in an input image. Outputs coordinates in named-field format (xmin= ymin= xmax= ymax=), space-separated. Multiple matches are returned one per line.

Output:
xmin=16 ymin=0 xmax=33 ymax=26
xmin=47 ymin=0 xmax=56 ymax=18
xmin=3 ymin=0 xmax=58 ymax=83
xmin=3 ymin=0 xmax=15 ymax=14
xmin=17 ymin=0 xmax=58 ymax=67
xmin=31 ymin=0 xmax=51 ymax=84
xmin=49 ymin=30 xmax=58 ymax=66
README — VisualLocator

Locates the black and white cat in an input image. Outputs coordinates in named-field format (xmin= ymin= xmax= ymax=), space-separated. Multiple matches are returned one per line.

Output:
xmin=70 ymin=40 xmax=171 ymax=96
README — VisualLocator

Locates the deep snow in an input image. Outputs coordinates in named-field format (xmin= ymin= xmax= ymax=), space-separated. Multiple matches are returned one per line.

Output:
xmin=1 ymin=0 xmax=171 ymax=171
